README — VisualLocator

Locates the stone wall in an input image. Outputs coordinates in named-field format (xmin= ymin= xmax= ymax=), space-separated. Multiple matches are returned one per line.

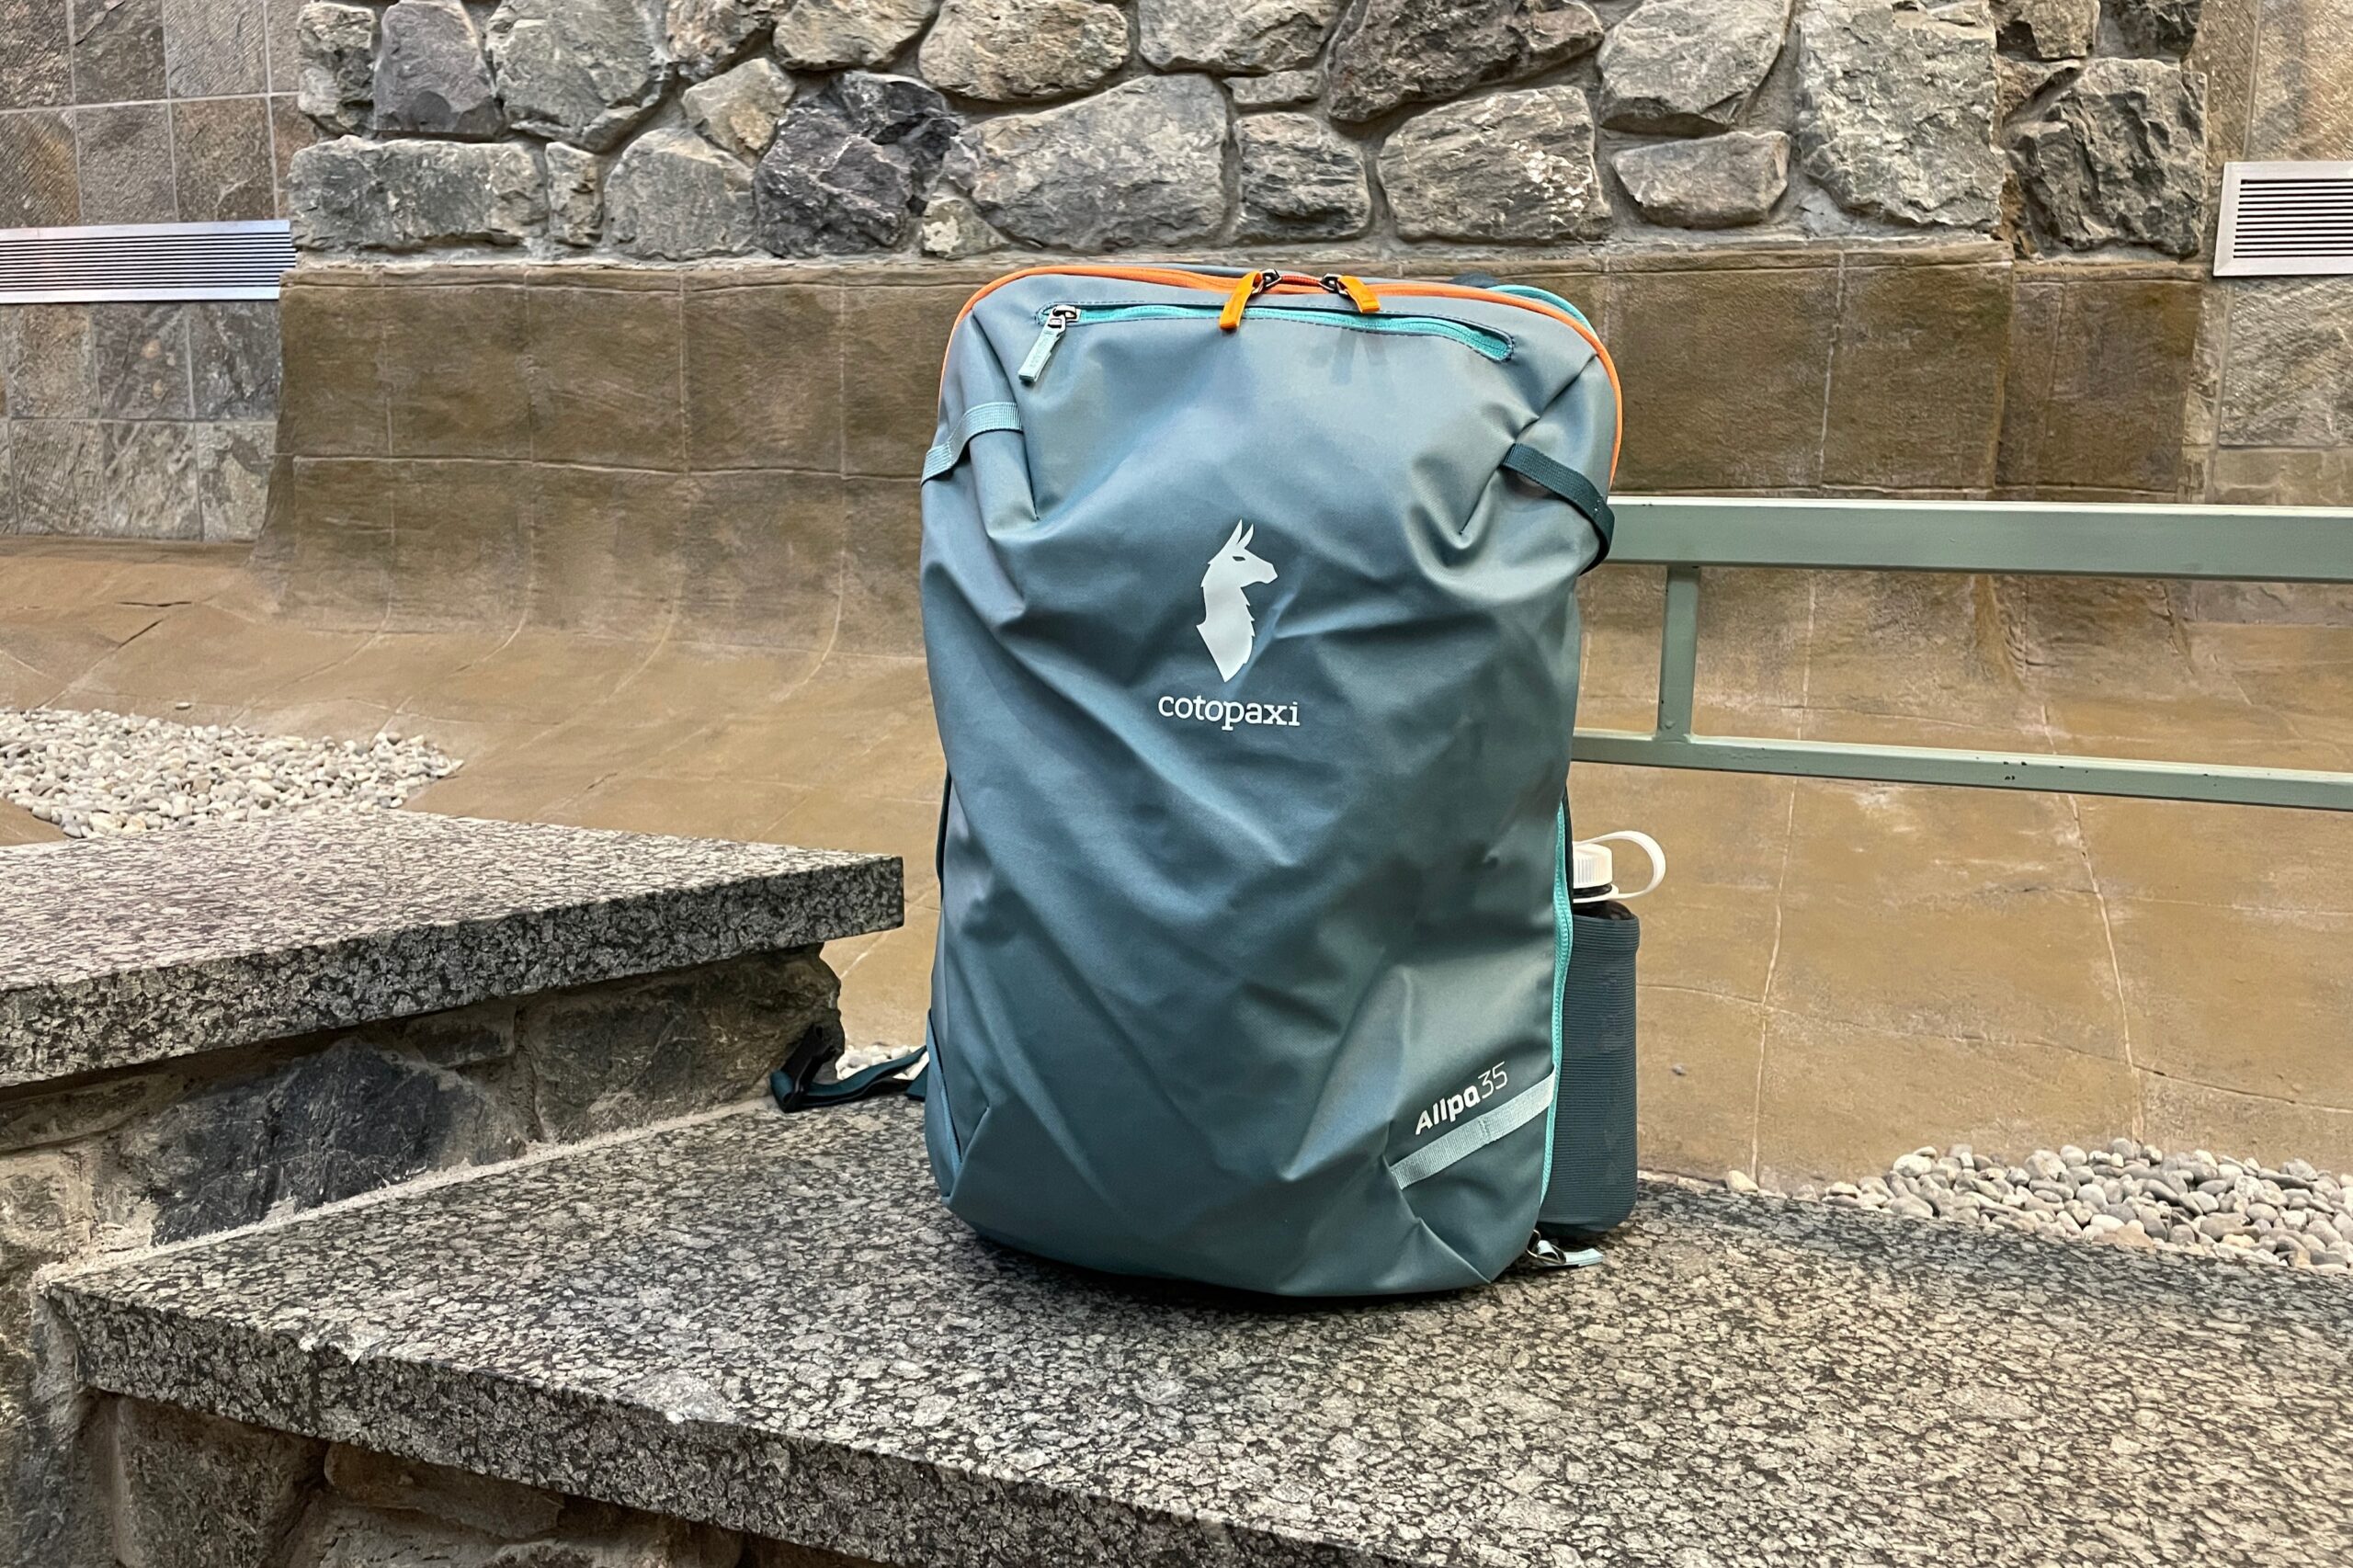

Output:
xmin=280 ymin=0 xmax=2208 ymax=262
xmin=92 ymin=1398 xmax=872 ymax=1567
xmin=6 ymin=0 xmax=2348 ymax=537
xmin=1 ymin=948 xmax=843 ymax=1566
xmin=0 ymin=0 xmax=318 ymax=541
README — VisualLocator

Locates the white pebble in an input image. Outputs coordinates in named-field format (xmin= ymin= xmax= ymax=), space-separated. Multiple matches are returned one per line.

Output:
xmin=1 ymin=707 xmax=462 ymax=841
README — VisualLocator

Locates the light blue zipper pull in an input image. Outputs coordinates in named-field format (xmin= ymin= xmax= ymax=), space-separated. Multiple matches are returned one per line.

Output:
xmin=1019 ymin=305 xmax=1082 ymax=383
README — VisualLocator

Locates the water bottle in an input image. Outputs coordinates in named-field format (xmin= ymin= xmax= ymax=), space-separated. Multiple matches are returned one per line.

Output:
xmin=1540 ymin=831 xmax=1664 ymax=1241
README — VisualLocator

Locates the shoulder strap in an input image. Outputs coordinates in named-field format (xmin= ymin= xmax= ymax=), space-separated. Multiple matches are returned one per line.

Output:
xmin=1501 ymin=444 xmax=1615 ymax=564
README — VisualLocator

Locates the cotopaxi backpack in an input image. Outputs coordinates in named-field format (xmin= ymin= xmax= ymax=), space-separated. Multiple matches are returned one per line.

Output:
xmin=917 ymin=265 xmax=1621 ymax=1297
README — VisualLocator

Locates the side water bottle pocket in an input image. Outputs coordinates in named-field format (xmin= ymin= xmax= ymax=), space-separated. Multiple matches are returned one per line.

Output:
xmin=1540 ymin=832 xmax=1662 ymax=1240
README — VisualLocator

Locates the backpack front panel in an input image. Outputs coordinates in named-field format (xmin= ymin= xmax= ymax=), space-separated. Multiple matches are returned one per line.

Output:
xmin=920 ymin=270 xmax=1615 ymax=1296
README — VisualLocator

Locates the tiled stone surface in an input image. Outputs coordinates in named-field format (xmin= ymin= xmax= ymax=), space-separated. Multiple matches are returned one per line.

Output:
xmin=0 ymin=0 xmax=74 ymax=108
xmin=173 ymin=93 xmax=278 ymax=221
xmin=51 ymin=1101 xmax=2353 ymax=1568
xmin=162 ymin=0 xmax=269 ymax=97
xmin=92 ymin=302 xmax=193 ymax=422
xmin=70 ymin=0 xmax=168 ymax=103
xmin=2 ymin=306 xmax=97 ymax=421
xmin=72 ymin=100 xmax=178 ymax=224
xmin=190 ymin=301 xmax=282 ymax=420
xmin=0 ymin=812 xmax=901 ymax=1089
xmin=2245 ymin=0 xmax=2353 ymax=161
xmin=195 ymin=418 xmax=273 ymax=540
xmin=2217 ymin=278 xmax=2353 ymax=449
xmin=0 ymin=109 xmax=80 ymax=227
xmin=98 ymin=417 xmax=201 ymax=538
xmin=7 ymin=421 xmax=104 ymax=534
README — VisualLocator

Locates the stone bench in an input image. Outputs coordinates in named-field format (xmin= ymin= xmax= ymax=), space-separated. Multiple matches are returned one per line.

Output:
xmin=0 ymin=812 xmax=901 ymax=1561
xmin=47 ymin=1099 xmax=2353 ymax=1568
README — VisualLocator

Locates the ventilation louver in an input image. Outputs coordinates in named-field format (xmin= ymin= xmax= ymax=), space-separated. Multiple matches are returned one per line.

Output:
xmin=2216 ymin=162 xmax=2353 ymax=278
xmin=0 ymin=220 xmax=297 ymax=304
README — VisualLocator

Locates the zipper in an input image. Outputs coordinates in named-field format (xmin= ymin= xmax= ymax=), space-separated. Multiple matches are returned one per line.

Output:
xmin=953 ymin=264 xmax=1623 ymax=478
xmin=1542 ymin=800 xmax=1571 ymax=1205
xmin=1016 ymin=301 xmax=1513 ymax=384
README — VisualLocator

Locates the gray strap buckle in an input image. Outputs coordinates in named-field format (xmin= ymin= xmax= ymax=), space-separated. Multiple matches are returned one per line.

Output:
xmin=1519 ymin=1235 xmax=1606 ymax=1271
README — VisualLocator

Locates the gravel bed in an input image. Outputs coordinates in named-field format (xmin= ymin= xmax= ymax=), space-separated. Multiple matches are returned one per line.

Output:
xmin=1730 ymin=1140 xmax=2353 ymax=1274
xmin=0 ymin=707 xmax=461 ymax=839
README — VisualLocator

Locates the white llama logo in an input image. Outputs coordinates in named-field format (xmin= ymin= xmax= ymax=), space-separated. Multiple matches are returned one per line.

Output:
xmin=1197 ymin=520 xmax=1277 ymax=682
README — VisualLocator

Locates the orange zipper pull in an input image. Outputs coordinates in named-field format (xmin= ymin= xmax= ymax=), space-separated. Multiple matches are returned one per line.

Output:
xmin=1220 ymin=268 xmax=1281 ymax=331
xmin=1322 ymin=274 xmax=1382 ymax=313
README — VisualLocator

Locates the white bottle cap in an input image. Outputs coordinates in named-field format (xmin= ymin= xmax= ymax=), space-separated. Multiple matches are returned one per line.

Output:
xmin=1571 ymin=831 xmax=1666 ymax=904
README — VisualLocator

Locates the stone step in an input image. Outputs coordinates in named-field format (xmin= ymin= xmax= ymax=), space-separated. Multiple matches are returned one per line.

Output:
xmin=1 ymin=811 xmax=901 ymax=1090
xmin=50 ymin=1100 xmax=2353 ymax=1568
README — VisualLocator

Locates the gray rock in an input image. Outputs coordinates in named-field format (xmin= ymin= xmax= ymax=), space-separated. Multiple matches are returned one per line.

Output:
xmin=1613 ymin=131 xmax=1790 ymax=228
xmin=106 ymin=1040 xmax=526 ymax=1244
xmin=607 ymin=126 xmax=757 ymax=258
xmin=543 ymin=142 xmax=605 ymax=245
xmin=112 ymin=1401 xmax=322 ymax=1568
xmin=668 ymin=0 xmax=778 ymax=79
xmin=920 ymin=0 xmax=1130 ymax=102
xmin=289 ymin=137 xmax=544 ymax=251
xmin=295 ymin=2 xmax=379 ymax=134
xmin=374 ymin=0 xmax=504 ymax=139
xmin=2197 ymin=1210 xmax=2251 ymax=1239
xmin=1795 ymin=0 xmax=2004 ymax=231
xmin=1326 ymin=0 xmax=1602 ymax=122
xmin=0 ymin=1154 xmax=88 ymax=1348
xmin=1992 ymin=0 xmax=2097 ymax=59
xmin=1139 ymin=0 xmax=1345 ymax=74
xmin=1597 ymin=0 xmax=1790 ymax=134
xmin=486 ymin=0 xmax=669 ymax=152
xmin=1381 ymin=85 xmax=1607 ymax=241
xmin=2010 ymin=57 xmax=2204 ymax=256
xmin=754 ymin=71 xmax=960 ymax=254
xmin=1237 ymin=113 xmax=1370 ymax=240
xmin=1996 ymin=56 xmax=2079 ymax=121
xmin=964 ymin=74 xmax=1230 ymax=248
xmin=2111 ymin=0 xmax=2199 ymax=53
xmin=323 ymin=1445 xmax=563 ymax=1541
xmin=918 ymin=190 xmax=1003 ymax=256
xmin=284 ymin=1499 xmax=738 ymax=1568
xmin=771 ymin=0 xmax=938 ymax=69
xmin=1227 ymin=67 xmax=1323 ymax=107
xmin=522 ymin=951 xmax=838 ymax=1145
xmin=683 ymin=54 xmax=794 ymax=159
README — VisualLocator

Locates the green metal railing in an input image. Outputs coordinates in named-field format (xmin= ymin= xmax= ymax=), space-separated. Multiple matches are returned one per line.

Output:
xmin=1573 ymin=497 xmax=2353 ymax=812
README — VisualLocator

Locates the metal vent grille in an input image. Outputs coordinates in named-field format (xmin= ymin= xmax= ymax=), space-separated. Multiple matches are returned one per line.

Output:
xmin=0 ymin=220 xmax=297 ymax=304
xmin=2216 ymin=161 xmax=2353 ymax=277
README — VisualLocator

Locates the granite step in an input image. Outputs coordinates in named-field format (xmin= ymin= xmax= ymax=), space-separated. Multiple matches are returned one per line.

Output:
xmin=0 ymin=812 xmax=902 ymax=1089
xmin=50 ymin=1099 xmax=2353 ymax=1568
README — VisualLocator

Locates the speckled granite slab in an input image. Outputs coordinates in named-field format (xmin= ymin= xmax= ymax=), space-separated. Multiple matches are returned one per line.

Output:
xmin=52 ymin=1101 xmax=2353 ymax=1568
xmin=1 ymin=813 xmax=901 ymax=1089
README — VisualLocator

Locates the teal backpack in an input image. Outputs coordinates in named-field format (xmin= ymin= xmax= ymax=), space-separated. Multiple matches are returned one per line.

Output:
xmin=914 ymin=265 xmax=1621 ymax=1297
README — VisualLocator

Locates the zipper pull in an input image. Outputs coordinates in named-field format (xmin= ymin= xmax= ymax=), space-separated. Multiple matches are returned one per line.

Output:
xmin=1321 ymin=274 xmax=1382 ymax=313
xmin=1019 ymin=305 xmax=1081 ymax=383
xmin=1219 ymin=268 xmax=1282 ymax=332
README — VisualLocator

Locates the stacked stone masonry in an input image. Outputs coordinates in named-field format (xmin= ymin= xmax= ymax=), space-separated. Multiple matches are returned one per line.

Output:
xmin=278 ymin=0 xmax=2214 ymax=262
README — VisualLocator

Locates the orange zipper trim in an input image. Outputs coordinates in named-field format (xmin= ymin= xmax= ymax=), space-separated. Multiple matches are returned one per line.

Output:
xmin=949 ymin=265 xmax=1623 ymax=480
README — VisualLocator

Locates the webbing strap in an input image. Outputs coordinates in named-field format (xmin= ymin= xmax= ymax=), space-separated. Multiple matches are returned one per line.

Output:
xmin=771 ymin=1046 xmax=926 ymax=1113
xmin=1501 ymin=444 xmax=1615 ymax=563
xmin=1390 ymin=1076 xmax=1556 ymax=1189
xmin=921 ymin=401 xmax=1022 ymax=481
